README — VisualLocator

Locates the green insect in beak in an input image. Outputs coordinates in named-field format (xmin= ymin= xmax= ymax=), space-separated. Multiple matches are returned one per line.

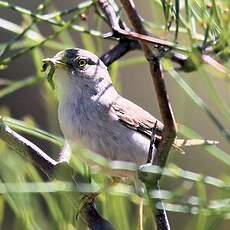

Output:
xmin=42 ymin=58 xmax=56 ymax=90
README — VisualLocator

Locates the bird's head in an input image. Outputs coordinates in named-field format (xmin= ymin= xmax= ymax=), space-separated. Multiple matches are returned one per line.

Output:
xmin=42 ymin=48 xmax=112 ymax=98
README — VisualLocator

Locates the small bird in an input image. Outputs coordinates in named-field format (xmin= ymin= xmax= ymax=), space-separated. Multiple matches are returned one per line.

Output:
xmin=42 ymin=48 xmax=217 ymax=175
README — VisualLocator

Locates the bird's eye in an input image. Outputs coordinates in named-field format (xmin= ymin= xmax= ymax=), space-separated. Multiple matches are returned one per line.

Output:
xmin=77 ymin=58 xmax=87 ymax=67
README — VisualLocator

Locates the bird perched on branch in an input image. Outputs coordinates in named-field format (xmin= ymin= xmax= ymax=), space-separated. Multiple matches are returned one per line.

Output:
xmin=42 ymin=48 xmax=217 ymax=176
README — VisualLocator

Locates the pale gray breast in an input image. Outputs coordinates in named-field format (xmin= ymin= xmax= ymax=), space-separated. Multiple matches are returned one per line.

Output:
xmin=58 ymin=99 xmax=151 ymax=165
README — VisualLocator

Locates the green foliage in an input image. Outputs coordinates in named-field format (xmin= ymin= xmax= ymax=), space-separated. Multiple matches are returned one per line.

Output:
xmin=0 ymin=0 xmax=229 ymax=229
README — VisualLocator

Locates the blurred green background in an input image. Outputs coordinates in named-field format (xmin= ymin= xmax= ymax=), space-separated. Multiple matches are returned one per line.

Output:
xmin=0 ymin=0 xmax=229 ymax=229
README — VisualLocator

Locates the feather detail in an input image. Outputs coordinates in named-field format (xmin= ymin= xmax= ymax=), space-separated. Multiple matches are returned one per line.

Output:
xmin=111 ymin=96 xmax=218 ymax=154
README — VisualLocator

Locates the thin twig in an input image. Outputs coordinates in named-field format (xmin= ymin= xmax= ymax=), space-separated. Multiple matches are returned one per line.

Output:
xmin=147 ymin=121 xmax=158 ymax=164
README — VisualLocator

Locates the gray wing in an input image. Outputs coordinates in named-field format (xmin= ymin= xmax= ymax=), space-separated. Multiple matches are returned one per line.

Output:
xmin=111 ymin=96 xmax=164 ymax=138
xmin=111 ymin=97 xmax=213 ymax=151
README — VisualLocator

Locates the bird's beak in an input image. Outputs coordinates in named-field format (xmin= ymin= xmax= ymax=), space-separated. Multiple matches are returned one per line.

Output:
xmin=42 ymin=57 xmax=56 ymax=66
xmin=42 ymin=57 xmax=68 ymax=68
xmin=42 ymin=56 xmax=71 ymax=89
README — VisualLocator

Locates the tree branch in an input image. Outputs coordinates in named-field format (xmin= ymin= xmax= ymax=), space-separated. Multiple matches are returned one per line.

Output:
xmin=119 ymin=0 xmax=177 ymax=229
xmin=97 ymin=0 xmax=141 ymax=66
xmin=100 ymin=39 xmax=140 ymax=66
xmin=97 ymin=0 xmax=176 ymax=229
xmin=0 ymin=118 xmax=114 ymax=230
xmin=119 ymin=0 xmax=176 ymax=172
xmin=0 ymin=118 xmax=57 ymax=176
xmin=97 ymin=0 xmax=122 ymax=31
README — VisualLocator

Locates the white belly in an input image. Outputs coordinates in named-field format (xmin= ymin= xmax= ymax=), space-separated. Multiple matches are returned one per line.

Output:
xmin=58 ymin=101 xmax=151 ymax=166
